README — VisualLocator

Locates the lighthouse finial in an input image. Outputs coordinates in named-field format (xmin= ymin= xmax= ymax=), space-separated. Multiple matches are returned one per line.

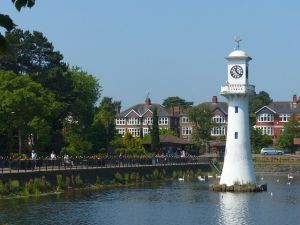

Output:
xmin=234 ymin=36 xmax=242 ymax=50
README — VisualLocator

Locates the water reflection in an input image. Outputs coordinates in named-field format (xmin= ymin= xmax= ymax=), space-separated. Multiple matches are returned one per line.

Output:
xmin=0 ymin=177 xmax=300 ymax=225
xmin=218 ymin=193 xmax=252 ymax=225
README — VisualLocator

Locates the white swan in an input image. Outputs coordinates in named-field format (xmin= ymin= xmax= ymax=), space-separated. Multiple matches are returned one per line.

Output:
xmin=207 ymin=174 xmax=214 ymax=179
xmin=276 ymin=179 xmax=280 ymax=183
xmin=287 ymin=181 xmax=291 ymax=185
xmin=198 ymin=176 xmax=205 ymax=181
xmin=288 ymin=174 xmax=294 ymax=179
xmin=178 ymin=176 xmax=185 ymax=181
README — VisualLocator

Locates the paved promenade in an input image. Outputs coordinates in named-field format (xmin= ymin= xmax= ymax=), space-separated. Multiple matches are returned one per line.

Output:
xmin=0 ymin=156 xmax=212 ymax=175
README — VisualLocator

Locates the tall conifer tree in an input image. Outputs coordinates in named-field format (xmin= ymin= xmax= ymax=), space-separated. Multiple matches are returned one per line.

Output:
xmin=151 ymin=107 xmax=160 ymax=152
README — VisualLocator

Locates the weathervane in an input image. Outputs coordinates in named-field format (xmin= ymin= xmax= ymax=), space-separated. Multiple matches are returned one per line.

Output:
xmin=234 ymin=36 xmax=242 ymax=50
xmin=146 ymin=92 xmax=150 ymax=99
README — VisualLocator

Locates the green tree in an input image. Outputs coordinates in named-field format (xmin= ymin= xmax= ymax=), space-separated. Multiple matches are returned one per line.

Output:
xmin=249 ymin=91 xmax=272 ymax=125
xmin=69 ymin=67 xmax=101 ymax=127
xmin=0 ymin=29 xmax=77 ymax=152
xmin=0 ymin=1 xmax=35 ymax=53
xmin=276 ymin=117 xmax=300 ymax=153
xmin=123 ymin=132 xmax=142 ymax=149
xmin=92 ymin=97 xmax=119 ymax=150
xmin=61 ymin=129 xmax=93 ymax=157
xmin=0 ymin=70 xmax=60 ymax=154
xmin=188 ymin=104 xmax=216 ymax=153
xmin=250 ymin=127 xmax=273 ymax=153
xmin=162 ymin=96 xmax=193 ymax=108
xmin=150 ymin=107 xmax=160 ymax=152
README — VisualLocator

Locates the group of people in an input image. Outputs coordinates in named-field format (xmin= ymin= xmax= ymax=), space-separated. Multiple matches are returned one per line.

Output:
xmin=30 ymin=150 xmax=73 ymax=167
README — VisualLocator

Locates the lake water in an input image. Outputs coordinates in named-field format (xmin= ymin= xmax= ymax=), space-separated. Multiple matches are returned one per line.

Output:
xmin=0 ymin=175 xmax=300 ymax=225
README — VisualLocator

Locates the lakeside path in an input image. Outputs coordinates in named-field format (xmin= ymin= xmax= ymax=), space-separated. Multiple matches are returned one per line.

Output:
xmin=1 ymin=154 xmax=300 ymax=175
xmin=0 ymin=156 xmax=212 ymax=175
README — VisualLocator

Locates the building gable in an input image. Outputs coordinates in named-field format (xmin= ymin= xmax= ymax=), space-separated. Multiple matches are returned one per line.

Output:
xmin=255 ymin=106 xmax=276 ymax=115
xmin=142 ymin=109 xmax=153 ymax=117
xmin=125 ymin=109 xmax=140 ymax=118
xmin=213 ymin=108 xmax=227 ymax=116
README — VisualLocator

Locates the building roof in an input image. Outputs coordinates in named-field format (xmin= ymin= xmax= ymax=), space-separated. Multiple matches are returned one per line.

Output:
xmin=117 ymin=103 xmax=173 ymax=118
xmin=227 ymin=50 xmax=249 ymax=58
xmin=201 ymin=101 xmax=228 ymax=115
xmin=225 ymin=49 xmax=252 ymax=61
xmin=256 ymin=101 xmax=300 ymax=114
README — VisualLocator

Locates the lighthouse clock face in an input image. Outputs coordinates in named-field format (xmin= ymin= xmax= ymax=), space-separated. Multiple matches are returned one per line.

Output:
xmin=230 ymin=65 xmax=243 ymax=78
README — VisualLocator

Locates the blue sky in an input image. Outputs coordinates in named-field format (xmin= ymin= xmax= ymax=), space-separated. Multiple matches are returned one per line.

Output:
xmin=2 ymin=0 xmax=300 ymax=109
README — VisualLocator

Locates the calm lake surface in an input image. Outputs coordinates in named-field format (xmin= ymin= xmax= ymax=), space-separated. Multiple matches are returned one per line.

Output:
xmin=0 ymin=175 xmax=300 ymax=225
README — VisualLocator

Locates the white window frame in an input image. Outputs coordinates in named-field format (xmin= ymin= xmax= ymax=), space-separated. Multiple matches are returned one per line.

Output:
xmin=143 ymin=117 xmax=153 ymax=125
xmin=279 ymin=114 xmax=290 ymax=122
xmin=143 ymin=128 xmax=149 ymax=135
xmin=127 ymin=117 xmax=140 ymax=125
xmin=159 ymin=117 xmax=168 ymax=125
xmin=258 ymin=126 xmax=274 ymax=136
xmin=116 ymin=118 xmax=126 ymax=125
xmin=182 ymin=116 xmax=190 ymax=123
xmin=127 ymin=128 xmax=140 ymax=137
xmin=211 ymin=126 xmax=225 ymax=136
xmin=213 ymin=115 xmax=226 ymax=123
xmin=182 ymin=127 xmax=192 ymax=135
xmin=258 ymin=113 xmax=274 ymax=122
xmin=117 ymin=128 xmax=126 ymax=136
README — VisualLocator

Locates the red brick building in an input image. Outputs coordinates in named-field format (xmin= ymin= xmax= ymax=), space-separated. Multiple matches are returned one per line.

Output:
xmin=255 ymin=95 xmax=300 ymax=141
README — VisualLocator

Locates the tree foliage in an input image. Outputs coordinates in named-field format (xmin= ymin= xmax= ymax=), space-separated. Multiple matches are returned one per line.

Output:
xmin=276 ymin=117 xmax=300 ymax=153
xmin=188 ymin=104 xmax=215 ymax=152
xmin=0 ymin=70 xmax=60 ymax=153
xmin=150 ymin=107 xmax=160 ymax=152
xmin=249 ymin=91 xmax=272 ymax=125
xmin=69 ymin=67 xmax=101 ymax=127
xmin=250 ymin=127 xmax=273 ymax=153
xmin=162 ymin=96 xmax=193 ymax=108
xmin=0 ymin=1 xmax=35 ymax=53
xmin=92 ymin=97 xmax=119 ymax=150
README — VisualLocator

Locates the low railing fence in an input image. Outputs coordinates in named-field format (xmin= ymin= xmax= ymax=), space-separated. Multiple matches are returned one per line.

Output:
xmin=0 ymin=156 xmax=212 ymax=174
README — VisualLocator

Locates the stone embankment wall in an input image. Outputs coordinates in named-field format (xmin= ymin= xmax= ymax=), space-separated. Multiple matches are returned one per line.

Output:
xmin=254 ymin=163 xmax=300 ymax=173
xmin=0 ymin=164 xmax=212 ymax=184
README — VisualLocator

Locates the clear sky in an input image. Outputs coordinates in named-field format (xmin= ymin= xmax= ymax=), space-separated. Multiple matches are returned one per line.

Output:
xmin=2 ymin=0 xmax=300 ymax=109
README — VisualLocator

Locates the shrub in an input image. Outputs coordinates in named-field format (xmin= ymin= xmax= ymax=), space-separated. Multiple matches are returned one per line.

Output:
xmin=172 ymin=171 xmax=178 ymax=179
xmin=96 ymin=176 xmax=101 ymax=185
xmin=151 ymin=169 xmax=160 ymax=180
xmin=124 ymin=173 xmax=129 ymax=184
xmin=0 ymin=180 xmax=5 ymax=195
xmin=8 ymin=180 xmax=20 ymax=194
xmin=114 ymin=172 xmax=124 ymax=184
xmin=75 ymin=175 xmax=84 ymax=187
xmin=56 ymin=175 xmax=65 ymax=191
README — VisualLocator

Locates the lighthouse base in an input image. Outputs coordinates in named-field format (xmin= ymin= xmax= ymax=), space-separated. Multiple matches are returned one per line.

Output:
xmin=210 ymin=182 xmax=267 ymax=192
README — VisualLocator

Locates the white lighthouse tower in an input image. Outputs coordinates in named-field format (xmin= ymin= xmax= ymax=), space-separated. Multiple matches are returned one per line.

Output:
xmin=219 ymin=38 xmax=256 ymax=186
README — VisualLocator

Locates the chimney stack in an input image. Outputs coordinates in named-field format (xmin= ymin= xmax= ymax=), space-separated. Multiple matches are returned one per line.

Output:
xmin=292 ymin=95 xmax=298 ymax=105
xmin=115 ymin=105 xmax=121 ymax=114
xmin=145 ymin=97 xmax=151 ymax=106
xmin=212 ymin=96 xmax=218 ymax=104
